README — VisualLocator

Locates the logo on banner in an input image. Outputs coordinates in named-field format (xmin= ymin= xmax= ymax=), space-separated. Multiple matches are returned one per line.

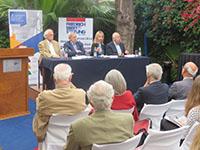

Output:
xmin=10 ymin=11 xmax=27 ymax=26
xmin=66 ymin=18 xmax=86 ymax=35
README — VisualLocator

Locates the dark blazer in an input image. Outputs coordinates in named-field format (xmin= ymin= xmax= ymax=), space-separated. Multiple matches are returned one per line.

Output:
xmin=134 ymin=81 xmax=169 ymax=112
xmin=106 ymin=41 xmax=125 ymax=55
xmin=63 ymin=41 xmax=85 ymax=57
xmin=168 ymin=78 xmax=193 ymax=100
xmin=90 ymin=43 xmax=106 ymax=56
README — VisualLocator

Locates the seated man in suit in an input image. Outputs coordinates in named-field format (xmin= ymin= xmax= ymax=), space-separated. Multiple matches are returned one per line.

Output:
xmin=33 ymin=63 xmax=86 ymax=142
xmin=168 ymin=62 xmax=198 ymax=100
xmin=63 ymin=32 xmax=85 ymax=57
xmin=64 ymin=80 xmax=134 ymax=150
xmin=38 ymin=29 xmax=61 ymax=63
xmin=106 ymin=32 xmax=127 ymax=56
xmin=134 ymin=63 xmax=169 ymax=112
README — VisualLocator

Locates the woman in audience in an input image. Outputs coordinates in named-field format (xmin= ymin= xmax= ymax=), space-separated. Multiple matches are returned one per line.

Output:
xmin=105 ymin=69 xmax=139 ymax=121
xmin=90 ymin=31 xmax=106 ymax=56
xmin=185 ymin=75 xmax=200 ymax=127
xmin=190 ymin=125 xmax=200 ymax=150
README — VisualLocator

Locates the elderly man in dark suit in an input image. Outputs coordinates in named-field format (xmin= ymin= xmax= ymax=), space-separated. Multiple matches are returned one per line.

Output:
xmin=134 ymin=63 xmax=169 ymax=112
xmin=106 ymin=32 xmax=128 ymax=56
xmin=63 ymin=32 xmax=85 ymax=57
xmin=168 ymin=62 xmax=198 ymax=100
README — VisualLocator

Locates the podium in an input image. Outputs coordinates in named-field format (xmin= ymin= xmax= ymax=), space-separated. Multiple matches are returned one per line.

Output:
xmin=0 ymin=48 xmax=34 ymax=120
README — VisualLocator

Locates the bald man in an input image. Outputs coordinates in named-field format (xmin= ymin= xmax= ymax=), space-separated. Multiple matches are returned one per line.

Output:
xmin=106 ymin=32 xmax=126 ymax=56
xmin=168 ymin=62 xmax=198 ymax=100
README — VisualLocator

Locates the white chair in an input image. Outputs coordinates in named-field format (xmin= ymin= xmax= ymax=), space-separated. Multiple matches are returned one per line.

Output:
xmin=139 ymin=102 xmax=172 ymax=130
xmin=112 ymin=106 xmax=135 ymax=113
xmin=40 ymin=110 xmax=89 ymax=150
xmin=140 ymin=126 xmax=189 ymax=150
xmin=92 ymin=132 xmax=143 ymax=150
xmin=165 ymin=99 xmax=186 ymax=117
xmin=180 ymin=122 xmax=200 ymax=150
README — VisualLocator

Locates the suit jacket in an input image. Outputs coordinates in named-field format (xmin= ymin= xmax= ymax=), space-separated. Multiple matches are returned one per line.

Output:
xmin=38 ymin=39 xmax=61 ymax=62
xmin=90 ymin=43 xmax=106 ymax=56
xmin=32 ymin=84 xmax=86 ymax=142
xmin=63 ymin=41 xmax=85 ymax=57
xmin=106 ymin=41 xmax=125 ymax=55
xmin=134 ymin=81 xmax=169 ymax=112
xmin=112 ymin=90 xmax=139 ymax=121
xmin=168 ymin=78 xmax=193 ymax=100
xmin=64 ymin=110 xmax=134 ymax=150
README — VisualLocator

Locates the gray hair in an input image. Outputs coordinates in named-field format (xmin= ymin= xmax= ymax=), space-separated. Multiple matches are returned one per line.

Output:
xmin=146 ymin=63 xmax=163 ymax=80
xmin=43 ymin=29 xmax=53 ymax=38
xmin=87 ymin=80 xmax=114 ymax=111
xmin=105 ymin=69 xmax=127 ymax=95
xmin=53 ymin=63 xmax=72 ymax=81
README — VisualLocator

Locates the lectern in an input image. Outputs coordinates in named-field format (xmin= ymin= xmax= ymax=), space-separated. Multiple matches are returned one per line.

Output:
xmin=0 ymin=48 xmax=34 ymax=120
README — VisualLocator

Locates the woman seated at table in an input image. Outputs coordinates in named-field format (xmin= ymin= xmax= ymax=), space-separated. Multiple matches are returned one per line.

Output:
xmin=90 ymin=31 xmax=106 ymax=56
xmin=105 ymin=69 xmax=139 ymax=121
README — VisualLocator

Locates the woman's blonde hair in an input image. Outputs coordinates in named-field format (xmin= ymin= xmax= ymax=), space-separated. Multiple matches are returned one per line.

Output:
xmin=93 ymin=31 xmax=104 ymax=44
xmin=185 ymin=75 xmax=200 ymax=116
xmin=105 ymin=69 xmax=127 ymax=95
xmin=190 ymin=125 xmax=200 ymax=150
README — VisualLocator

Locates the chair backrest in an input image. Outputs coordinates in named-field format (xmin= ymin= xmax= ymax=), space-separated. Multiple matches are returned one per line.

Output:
xmin=141 ymin=126 xmax=189 ymax=150
xmin=112 ymin=106 xmax=135 ymax=114
xmin=92 ymin=132 xmax=143 ymax=150
xmin=180 ymin=122 xmax=200 ymax=150
xmin=139 ymin=102 xmax=172 ymax=130
xmin=41 ymin=109 xmax=89 ymax=150
xmin=165 ymin=99 xmax=186 ymax=117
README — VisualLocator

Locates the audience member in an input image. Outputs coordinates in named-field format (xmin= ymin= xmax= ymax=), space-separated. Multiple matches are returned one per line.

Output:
xmin=190 ymin=125 xmax=200 ymax=150
xmin=63 ymin=32 xmax=85 ymax=57
xmin=168 ymin=62 xmax=198 ymax=100
xmin=33 ymin=63 xmax=86 ymax=142
xmin=105 ymin=69 xmax=139 ymax=121
xmin=134 ymin=63 xmax=169 ymax=111
xmin=185 ymin=75 xmax=200 ymax=129
xmin=38 ymin=29 xmax=60 ymax=62
xmin=106 ymin=32 xmax=127 ymax=56
xmin=90 ymin=31 xmax=106 ymax=56
xmin=64 ymin=80 xmax=134 ymax=150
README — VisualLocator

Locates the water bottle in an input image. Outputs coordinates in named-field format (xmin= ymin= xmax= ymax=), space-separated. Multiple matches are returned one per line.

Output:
xmin=138 ymin=47 xmax=142 ymax=56
xmin=94 ymin=47 xmax=97 ymax=57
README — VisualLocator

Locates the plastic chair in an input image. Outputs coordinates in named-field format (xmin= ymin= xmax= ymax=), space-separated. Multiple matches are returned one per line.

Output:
xmin=180 ymin=122 xmax=200 ymax=150
xmin=92 ymin=132 xmax=143 ymax=150
xmin=40 ymin=110 xmax=89 ymax=150
xmin=139 ymin=102 xmax=172 ymax=130
xmin=140 ymin=126 xmax=189 ymax=150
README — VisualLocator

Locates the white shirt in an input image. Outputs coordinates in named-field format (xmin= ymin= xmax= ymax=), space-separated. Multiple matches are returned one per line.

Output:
xmin=114 ymin=42 xmax=122 ymax=55
xmin=47 ymin=40 xmax=56 ymax=56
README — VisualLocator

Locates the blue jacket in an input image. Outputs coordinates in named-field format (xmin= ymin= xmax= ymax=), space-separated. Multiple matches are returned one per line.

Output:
xmin=63 ymin=41 xmax=85 ymax=57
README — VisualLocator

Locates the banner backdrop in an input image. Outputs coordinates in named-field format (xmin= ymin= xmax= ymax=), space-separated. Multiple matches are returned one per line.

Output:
xmin=8 ymin=9 xmax=43 ymax=85
xmin=59 ymin=17 xmax=93 ymax=54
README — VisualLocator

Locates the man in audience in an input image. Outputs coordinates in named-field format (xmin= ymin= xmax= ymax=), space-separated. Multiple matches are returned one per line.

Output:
xmin=63 ymin=32 xmax=85 ymax=57
xmin=38 ymin=29 xmax=61 ymax=63
xmin=168 ymin=62 xmax=198 ymax=100
xmin=33 ymin=63 xmax=86 ymax=142
xmin=64 ymin=80 xmax=134 ymax=150
xmin=134 ymin=63 xmax=169 ymax=112
xmin=106 ymin=32 xmax=127 ymax=56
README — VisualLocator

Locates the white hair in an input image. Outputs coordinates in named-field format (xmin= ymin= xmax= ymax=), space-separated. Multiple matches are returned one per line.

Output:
xmin=87 ymin=80 xmax=114 ymax=111
xmin=184 ymin=63 xmax=198 ymax=77
xmin=43 ymin=29 xmax=53 ymax=38
xmin=53 ymin=63 xmax=72 ymax=81
xmin=146 ymin=63 xmax=163 ymax=80
xmin=105 ymin=69 xmax=127 ymax=95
